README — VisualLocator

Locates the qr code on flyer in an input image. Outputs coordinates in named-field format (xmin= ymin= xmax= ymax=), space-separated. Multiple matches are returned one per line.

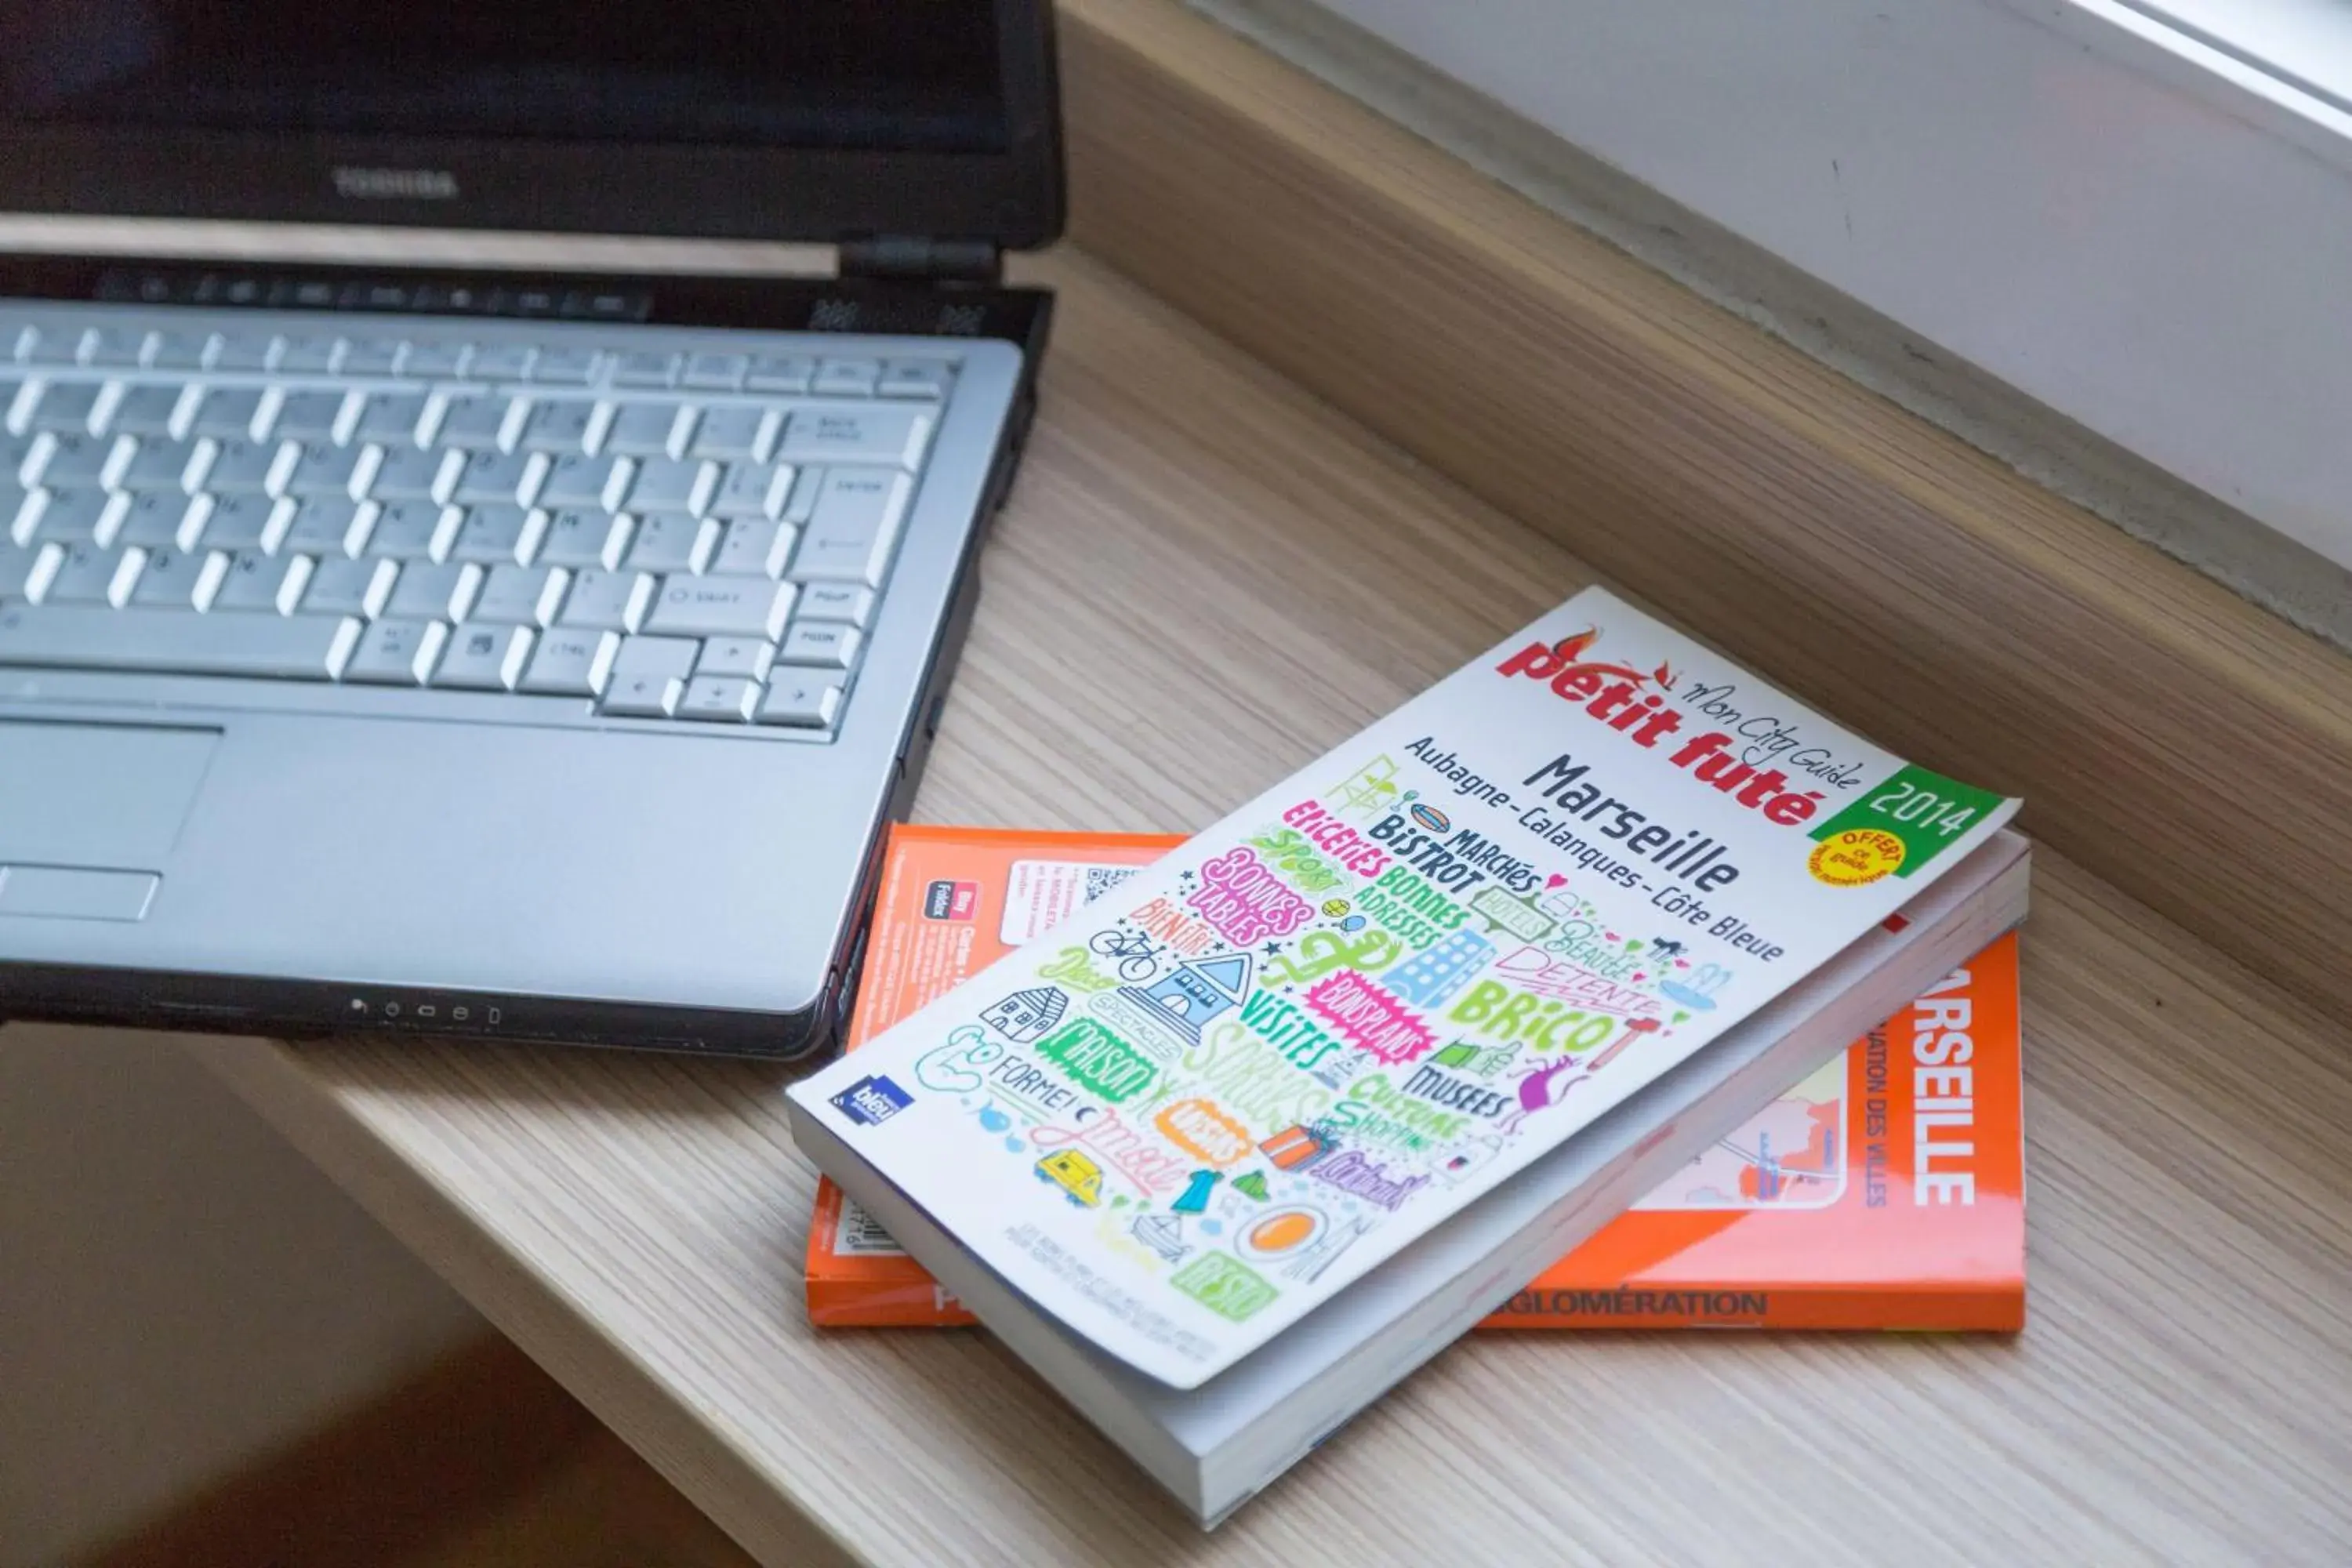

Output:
xmin=833 ymin=1196 xmax=909 ymax=1257
xmin=1084 ymin=866 xmax=1142 ymax=902
xmin=1000 ymin=860 xmax=1145 ymax=944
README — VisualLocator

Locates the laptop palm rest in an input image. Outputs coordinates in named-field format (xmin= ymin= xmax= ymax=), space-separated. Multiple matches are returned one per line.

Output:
xmin=0 ymin=723 xmax=220 ymax=898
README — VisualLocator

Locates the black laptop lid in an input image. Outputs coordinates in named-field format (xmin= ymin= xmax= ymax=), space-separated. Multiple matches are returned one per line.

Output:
xmin=0 ymin=0 xmax=1062 ymax=251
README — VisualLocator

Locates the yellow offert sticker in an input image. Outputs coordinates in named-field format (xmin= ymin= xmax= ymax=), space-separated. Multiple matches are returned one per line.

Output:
xmin=1808 ymin=828 xmax=1906 ymax=887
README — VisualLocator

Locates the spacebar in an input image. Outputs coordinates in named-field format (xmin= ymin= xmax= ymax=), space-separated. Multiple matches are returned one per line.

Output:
xmin=0 ymin=606 xmax=363 ymax=680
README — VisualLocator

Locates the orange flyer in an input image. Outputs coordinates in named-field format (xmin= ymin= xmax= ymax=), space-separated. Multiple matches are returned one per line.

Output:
xmin=806 ymin=827 xmax=2026 ymax=1333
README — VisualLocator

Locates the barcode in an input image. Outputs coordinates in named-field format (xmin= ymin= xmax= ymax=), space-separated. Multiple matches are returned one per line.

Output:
xmin=1083 ymin=866 xmax=1142 ymax=903
xmin=833 ymin=1197 xmax=909 ymax=1257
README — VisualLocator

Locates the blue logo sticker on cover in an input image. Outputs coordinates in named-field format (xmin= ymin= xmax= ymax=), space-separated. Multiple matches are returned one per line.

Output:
xmin=832 ymin=1075 xmax=914 ymax=1127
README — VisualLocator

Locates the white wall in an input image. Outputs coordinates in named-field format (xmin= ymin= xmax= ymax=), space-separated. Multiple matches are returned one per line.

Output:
xmin=0 ymin=1025 xmax=481 ymax=1565
xmin=1275 ymin=0 xmax=2352 ymax=576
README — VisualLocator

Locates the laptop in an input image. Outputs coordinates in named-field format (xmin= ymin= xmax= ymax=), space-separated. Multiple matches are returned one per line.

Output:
xmin=0 ymin=0 xmax=1064 ymax=1056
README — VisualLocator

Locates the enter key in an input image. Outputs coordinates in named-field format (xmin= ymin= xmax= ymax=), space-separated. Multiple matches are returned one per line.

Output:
xmin=787 ymin=468 xmax=911 ymax=587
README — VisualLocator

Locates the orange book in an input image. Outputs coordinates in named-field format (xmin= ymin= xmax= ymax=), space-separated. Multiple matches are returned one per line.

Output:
xmin=806 ymin=827 xmax=2026 ymax=1332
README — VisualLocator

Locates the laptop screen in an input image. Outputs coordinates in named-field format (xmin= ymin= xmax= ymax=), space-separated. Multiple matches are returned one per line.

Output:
xmin=0 ymin=0 xmax=1009 ymax=155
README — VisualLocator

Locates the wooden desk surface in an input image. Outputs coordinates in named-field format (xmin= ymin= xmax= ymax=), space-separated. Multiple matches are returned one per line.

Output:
xmin=194 ymin=249 xmax=2352 ymax=1566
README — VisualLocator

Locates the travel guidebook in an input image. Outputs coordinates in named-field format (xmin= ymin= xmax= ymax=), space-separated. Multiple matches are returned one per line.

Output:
xmin=804 ymin=828 xmax=2027 ymax=1334
xmin=785 ymin=586 xmax=2031 ymax=1521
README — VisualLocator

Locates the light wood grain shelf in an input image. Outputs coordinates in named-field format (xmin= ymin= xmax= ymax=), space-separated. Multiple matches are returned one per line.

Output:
xmin=187 ymin=247 xmax=2352 ymax=1565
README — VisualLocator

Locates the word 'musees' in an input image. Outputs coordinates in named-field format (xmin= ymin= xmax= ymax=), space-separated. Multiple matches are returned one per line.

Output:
xmin=1399 ymin=1062 xmax=1511 ymax=1119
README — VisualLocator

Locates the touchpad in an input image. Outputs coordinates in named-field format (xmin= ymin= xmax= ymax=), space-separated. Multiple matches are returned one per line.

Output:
xmin=0 ymin=722 xmax=222 ymax=865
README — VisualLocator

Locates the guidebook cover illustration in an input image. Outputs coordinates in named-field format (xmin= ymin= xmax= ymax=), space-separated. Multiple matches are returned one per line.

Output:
xmin=788 ymin=586 xmax=2023 ymax=1385
xmin=806 ymin=831 xmax=2027 ymax=1333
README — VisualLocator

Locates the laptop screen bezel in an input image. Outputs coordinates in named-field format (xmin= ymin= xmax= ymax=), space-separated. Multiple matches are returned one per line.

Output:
xmin=0 ymin=0 xmax=1063 ymax=252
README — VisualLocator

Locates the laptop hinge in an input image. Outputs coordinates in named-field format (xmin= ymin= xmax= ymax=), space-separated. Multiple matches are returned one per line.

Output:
xmin=837 ymin=237 xmax=1004 ymax=285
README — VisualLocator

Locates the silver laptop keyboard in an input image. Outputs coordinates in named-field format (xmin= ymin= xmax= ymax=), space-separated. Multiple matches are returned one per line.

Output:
xmin=0 ymin=320 xmax=959 ymax=736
